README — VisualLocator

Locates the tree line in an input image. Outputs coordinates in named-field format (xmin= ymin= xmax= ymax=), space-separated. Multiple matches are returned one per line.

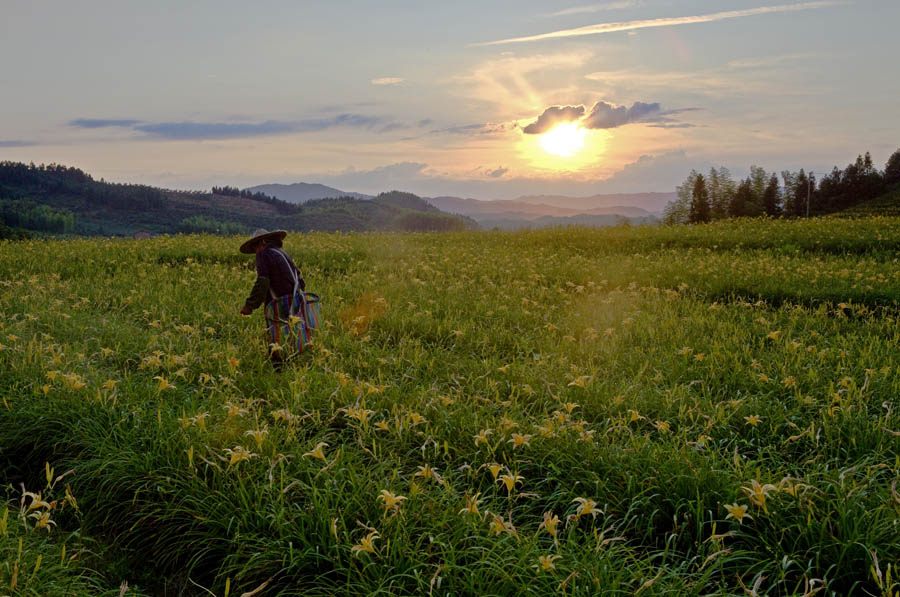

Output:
xmin=666 ymin=148 xmax=900 ymax=224
xmin=211 ymin=185 xmax=301 ymax=215
xmin=178 ymin=215 xmax=247 ymax=235
xmin=0 ymin=161 xmax=166 ymax=212
xmin=0 ymin=199 xmax=75 ymax=234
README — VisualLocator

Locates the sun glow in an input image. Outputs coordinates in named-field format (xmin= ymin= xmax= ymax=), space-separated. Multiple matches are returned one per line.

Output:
xmin=540 ymin=122 xmax=586 ymax=157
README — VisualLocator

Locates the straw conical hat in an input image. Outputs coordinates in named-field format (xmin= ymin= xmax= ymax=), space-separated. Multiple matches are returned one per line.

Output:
xmin=240 ymin=228 xmax=287 ymax=254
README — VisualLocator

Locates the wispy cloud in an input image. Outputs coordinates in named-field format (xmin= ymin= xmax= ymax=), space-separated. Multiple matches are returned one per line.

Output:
xmin=457 ymin=50 xmax=594 ymax=113
xmin=480 ymin=1 xmax=841 ymax=45
xmin=549 ymin=1 xmax=641 ymax=17
xmin=69 ymin=118 xmax=142 ymax=128
xmin=0 ymin=139 xmax=36 ymax=147
xmin=69 ymin=114 xmax=398 ymax=140
xmin=371 ymin=77 xmax=405 ymax=85
xmin=133 ymin=120 xmax=299 ymax=139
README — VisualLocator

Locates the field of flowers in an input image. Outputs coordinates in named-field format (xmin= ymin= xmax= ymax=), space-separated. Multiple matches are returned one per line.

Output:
xmin=2 ymin=217 xmax=899 ymax=596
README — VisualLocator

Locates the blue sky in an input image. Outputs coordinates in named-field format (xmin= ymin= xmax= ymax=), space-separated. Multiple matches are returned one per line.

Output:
xmin=2 ymin=0 xmax=898 ymax=199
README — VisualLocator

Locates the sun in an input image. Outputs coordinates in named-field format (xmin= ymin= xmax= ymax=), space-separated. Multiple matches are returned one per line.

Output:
xmin=540 ymin=122 xmax=586 ymax=157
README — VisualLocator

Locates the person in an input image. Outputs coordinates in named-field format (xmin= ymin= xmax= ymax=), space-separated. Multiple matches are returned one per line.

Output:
xmin=239 ymin=228 xmax=306 ymax=367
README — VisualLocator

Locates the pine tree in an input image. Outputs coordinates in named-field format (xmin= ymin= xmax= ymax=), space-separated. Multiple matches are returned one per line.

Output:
xmin=747 ymin=166 xmax=768 ymax=216
xmin=688 ymin=174 xmax=710 ymax=223
xmin=729 ymin=178 xmax=753 ymax=217
xmin=792 ymin=169 xmax=809 ymax=217
xmin=886 ymin=148 xmax=900 ymax=185
xmin=762 ymin=174 xmax=781 ymax=216
xmin=708 ymin=167 xmax=736 ymax=220
xmin=664 ymin=170 xmax=699 ymax=225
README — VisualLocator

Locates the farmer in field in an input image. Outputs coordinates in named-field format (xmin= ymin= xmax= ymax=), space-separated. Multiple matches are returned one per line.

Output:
xmin=239 ymin=228 xmax=308 ymax=367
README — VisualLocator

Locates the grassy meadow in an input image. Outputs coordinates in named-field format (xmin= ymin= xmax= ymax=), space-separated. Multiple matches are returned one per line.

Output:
xmin=2 ymin=217 xmax=900 ymax=596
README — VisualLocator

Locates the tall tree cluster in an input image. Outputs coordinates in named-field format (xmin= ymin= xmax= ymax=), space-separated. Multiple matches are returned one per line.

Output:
xmin=665 ymin=148 xmax=900 ymax=224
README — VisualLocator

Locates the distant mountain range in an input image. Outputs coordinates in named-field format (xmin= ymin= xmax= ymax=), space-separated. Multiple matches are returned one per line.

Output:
xmin=0 ymin=163 xmax=473 ymax=237
xmin=0 ymin=161 xmax=677 ymax=238
xmin=513 ymin=192 xmax=676 ymax=212
xmin=246 ymin=182 xmax=371 ymax=203
xmin=425 ymin=193 xmax=672 ymax=229
xmin=246 ymin=182 xmax=675 ymax=229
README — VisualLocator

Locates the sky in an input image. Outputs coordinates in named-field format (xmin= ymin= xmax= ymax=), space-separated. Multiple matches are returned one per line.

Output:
xmin=2 ymin=0 xmax=898 ymax=200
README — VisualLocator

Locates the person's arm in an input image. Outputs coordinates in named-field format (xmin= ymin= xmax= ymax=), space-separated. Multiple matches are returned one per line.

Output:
xmin=241 ymin=251 xmax=271 ymax=314
xmin=242 ymin=276 xmax=270 ymax=313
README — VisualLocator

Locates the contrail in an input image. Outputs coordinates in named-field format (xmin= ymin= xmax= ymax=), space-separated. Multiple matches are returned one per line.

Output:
xmin=479 ymin=1 xmax=841 ymax=45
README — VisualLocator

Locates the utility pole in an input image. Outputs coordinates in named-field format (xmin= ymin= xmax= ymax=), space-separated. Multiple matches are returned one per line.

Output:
xmin=807 ymin=171 xmax=813 ymax=218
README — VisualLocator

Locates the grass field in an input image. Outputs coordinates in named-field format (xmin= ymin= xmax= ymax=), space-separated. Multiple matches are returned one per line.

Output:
xmin=2 ymin=217 xmax=899 ymax=596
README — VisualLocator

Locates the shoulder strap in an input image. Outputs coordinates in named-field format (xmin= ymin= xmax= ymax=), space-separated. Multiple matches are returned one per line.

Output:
xmin=270 ymin=248 xmax=299 ymax=300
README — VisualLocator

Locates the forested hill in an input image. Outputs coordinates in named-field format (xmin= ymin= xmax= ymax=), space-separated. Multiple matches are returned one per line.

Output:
xmin=0 ymin=162 xmax=476 ymax=238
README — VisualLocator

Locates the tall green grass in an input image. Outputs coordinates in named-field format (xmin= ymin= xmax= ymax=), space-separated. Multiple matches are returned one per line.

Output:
xmin=1 ymin=219 xmax=899 ymax=595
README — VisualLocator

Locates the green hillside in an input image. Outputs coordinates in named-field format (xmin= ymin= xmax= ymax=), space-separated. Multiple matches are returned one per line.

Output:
xmin=832 ymin=183 xmax=900 ymax=217
xmin=0 ymin=161 xmax=476 ymax=237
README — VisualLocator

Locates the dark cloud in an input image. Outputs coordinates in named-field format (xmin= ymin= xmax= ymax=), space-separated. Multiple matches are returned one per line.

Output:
xmin=134 ymin=120 xmax=298 ymax=139
xmin=425 ymin=122 xmax=518 ymax=137
xmin=582 ymin=101 xmax=660 ymax=129
xmin=658 ymin=107 xmax=702 ymax=116
xmin=522 ymin=105 xmax=585 ymax=135
xmin=646 ymin=123 xmax=698 ymax=129
xmin=486 ymin=167 xmax=508 ymax=178
xmin=297 ymin=113 xmax=387 ymax=132
xmin=70 ymin=119 xmax=142 ymax=128
xmin=69 ymin=114 xmax=394 ymax=140
xmin=0 ymin=140 xmax=36 ymax=147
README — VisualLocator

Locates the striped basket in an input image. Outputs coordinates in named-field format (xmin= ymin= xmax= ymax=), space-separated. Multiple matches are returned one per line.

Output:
xmin=264 ymin=291 xmax=322 ymax=357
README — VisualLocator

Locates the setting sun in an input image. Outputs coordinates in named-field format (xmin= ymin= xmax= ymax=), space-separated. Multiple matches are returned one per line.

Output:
xmin=540 ymin=122 xmax=586 ymax=157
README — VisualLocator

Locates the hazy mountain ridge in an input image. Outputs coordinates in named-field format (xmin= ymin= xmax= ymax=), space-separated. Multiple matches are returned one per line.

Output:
xmin=425 ymin=193 xmax=669 ymax=228
xmin=514 ymin=192 xmax=676 ymax=212
xmin=0 ymin=162 xmax=472 ymax=237
xmin=246 ymin=182 xmax=371 ymax=203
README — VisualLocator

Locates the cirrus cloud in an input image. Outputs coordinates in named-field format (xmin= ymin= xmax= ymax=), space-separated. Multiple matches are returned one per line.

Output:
xmin=480 ymin=1 xmax=841 ymax=45
xmin=371 ymin=77 xmax=405 ymax=85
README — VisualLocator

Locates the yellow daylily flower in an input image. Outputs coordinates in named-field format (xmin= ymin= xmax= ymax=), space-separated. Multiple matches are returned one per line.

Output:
xmin=538 ymin=510 xmax=560 ymax=538
xmin=567 ymin=375 xmax=590 ymax=388
xmin=486 ymin=463 xmax=503 ymax=480
xmin=351 ymin=530 xmax=379 ymax=556
xmin=508 ymin=433 xmax=532 ymax=449
xmin=414 ymin=464 xmax=443 ymax=484
xmin=153 ymin=376 xmax=174 ymax=391
xmin=473 ymin=429 xmax=492 ymax=446
xmin=224 ymin=445 xmax=255 ymax=467
xmin=488 ymin=512 xmax=517 ymax=537
xmin=244 ymin=427 xmax=268 ymax=447
xmin=459 ymin=493 xmax=483 ymax=516
xmin=742 ymin=479 xmax=776 ymax=513
xmin=303 ymin=442 xmax=329 ymax=461
xmin=724 ymin=503 xmax=751 ymax=523
xmin=377 ymin=490 xmax=407 ymax=514
xmin=498 ymin=471 xmax=524 ymax=494
xmin=29 ymin=510 xmax=55 ymax=531
xmin=533 ymin=554 xmax=562 ymax=573
xmin=572 ymin=497 xmax=600 ymax=520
